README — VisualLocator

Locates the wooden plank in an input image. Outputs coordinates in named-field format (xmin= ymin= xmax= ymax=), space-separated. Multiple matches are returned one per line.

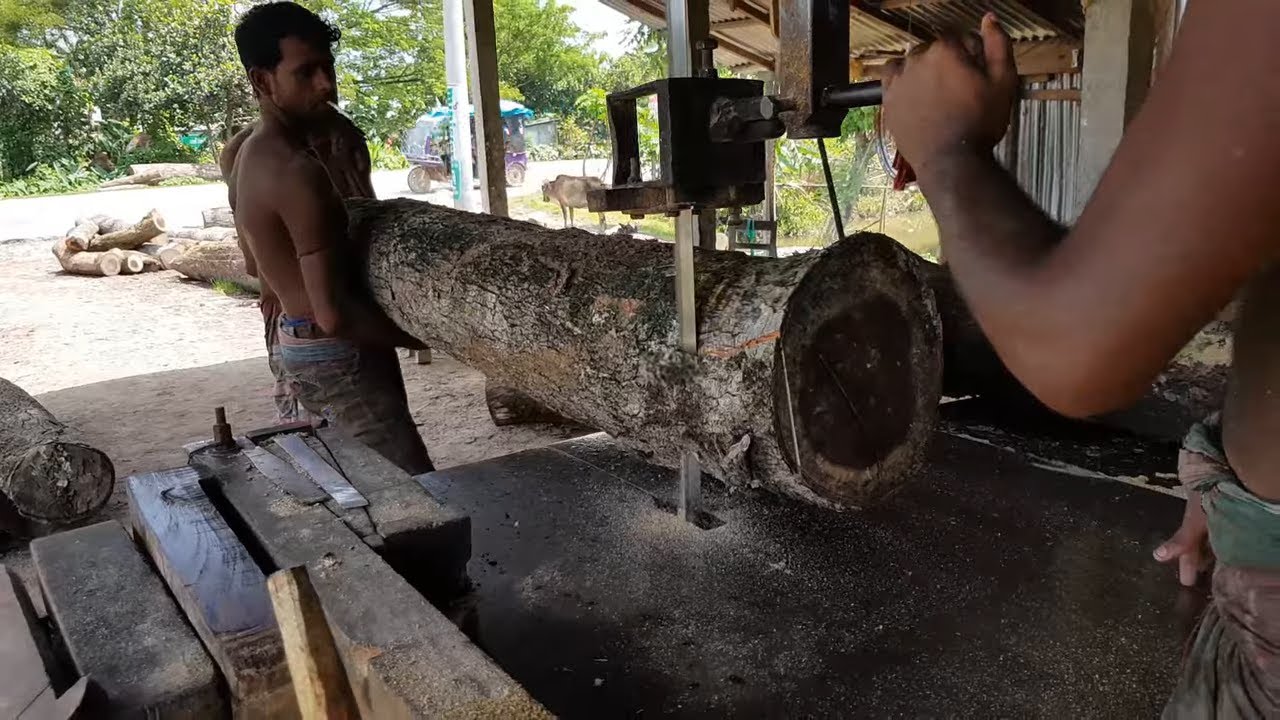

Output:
xmin=464 ymin=0 xmax=509 ymax=217
xmin=1013 ymin=39 xmax=1080 ymax=76
xmin=267 ymin=566 xmax=360 ymax=720
xmin=194 ymin=448 xmax=550 ymax=719
xmin=31 ymin=521 xmax=225 ymax=717
xmin=243 ymin=419 xmax=314 ymax=445
xmin=126 ymin=467 xmax=297 ymax=719
xmin=1022 ymin=88 xmax=1081 ymax=102
xmin=273 ymin=434 xmax=368 ymax=509
xmin=1 ymin=566 xmax=53 ymax=719
xmin=241 ymin=440 xmax=328 ymax=505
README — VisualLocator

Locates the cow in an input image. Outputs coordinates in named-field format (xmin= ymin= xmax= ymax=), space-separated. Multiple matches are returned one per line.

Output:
xmin=542 ymin=174 xmax=605 ymax=229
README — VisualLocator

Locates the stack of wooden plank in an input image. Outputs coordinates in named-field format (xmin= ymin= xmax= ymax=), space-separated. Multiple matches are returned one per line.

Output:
xmin=11 ymin=423 xmax=546 ymax=718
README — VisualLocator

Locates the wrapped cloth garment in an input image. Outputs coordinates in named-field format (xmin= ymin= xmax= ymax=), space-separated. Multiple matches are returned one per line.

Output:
xmin=1163 ymin=414 xmax=1280 ymax=718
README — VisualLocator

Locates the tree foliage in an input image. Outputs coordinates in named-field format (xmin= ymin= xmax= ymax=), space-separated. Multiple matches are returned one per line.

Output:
xmin=0 ymin=45 xmax=90 ymax=178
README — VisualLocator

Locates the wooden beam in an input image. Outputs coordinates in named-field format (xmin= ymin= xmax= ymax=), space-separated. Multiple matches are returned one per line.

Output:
xmin=713 ymin=33 xmax=774 ymax=70
xmin=195 ymin=449 xmax=550 ymax=718
xmin=1021 ymin=88 xmax=1081 ymax=102
xmin=710 ymin=16 xmax=755 ymax=29
xmin=267 ymin=566 xmax=360 ymax=720
xmin=728 ymin=0 xmax=769 ymax=26
xmin=127 ymin=468 xmax=297 ymax=719
xmin=0 ymin=566 xmax=55 ymax=720
xmin=465 ymin=0 xmax=509 ymax=217
xmin=1013 ymin=39 xmax=1080 ymax=76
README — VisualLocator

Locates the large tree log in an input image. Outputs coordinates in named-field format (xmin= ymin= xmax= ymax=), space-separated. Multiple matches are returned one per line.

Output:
xmin=117 ymin=249 xmax=161 ymax=274
xmin=99 ymin=163 xmax=222 ymax=189
xmin=202 ymin=207 xmax=236 ymax=228
xmin=168 ymin=226 xmax=237 ymax=243
xmin=168 ymin=240 xmax=261 ymax=293
xmin=51 ymin=238 xmax=122 ymax=277
xmin=0 ymin=378 xmax=114 ymax=534
xmin=85 ymin=210 xmax=166 ymax=251
xmin=354 ymin=198 xmax=943 ymax=507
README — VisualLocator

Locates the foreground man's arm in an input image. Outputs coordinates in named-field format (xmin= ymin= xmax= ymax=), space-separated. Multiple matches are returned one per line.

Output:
xmin=885 ymin=3 xmax=1280 ymax=419
xmin=275 ymin=155 xmax=424 ymax=349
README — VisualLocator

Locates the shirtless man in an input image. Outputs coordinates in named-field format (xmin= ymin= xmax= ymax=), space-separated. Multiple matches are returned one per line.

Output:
xmin=883 ymin=4 xmax=1279 ymax=714
xmin=220 ymin=105 xmax=375 ymax=425
xmin=229 ymin=1 xmax=433 ymax=474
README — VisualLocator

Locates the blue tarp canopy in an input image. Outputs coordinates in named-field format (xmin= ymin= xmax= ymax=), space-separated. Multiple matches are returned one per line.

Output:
xmin=419 ymin=99 xmax=534 ymax=123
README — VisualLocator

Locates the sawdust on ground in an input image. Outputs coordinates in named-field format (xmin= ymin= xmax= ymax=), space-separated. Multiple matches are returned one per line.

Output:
xmin=0 ymin=235 xmax=582 ymax=591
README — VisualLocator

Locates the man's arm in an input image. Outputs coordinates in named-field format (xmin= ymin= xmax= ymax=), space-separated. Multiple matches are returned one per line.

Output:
xmin=220 ymin=126 xmax=258 ymax=277
xmin=885 ymin=5 xmax=1280 ymax=418
xmin=273 ymin=156 xmax=424 ymax=348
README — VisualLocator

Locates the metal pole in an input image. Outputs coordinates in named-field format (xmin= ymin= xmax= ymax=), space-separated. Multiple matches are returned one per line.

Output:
xmin=444 ymin=0 xmax=476 ymax=211
xmin=666 ymin=0 xmax=709 ymax=523
xmin=464 ymin=0 xmax=508 ymax=217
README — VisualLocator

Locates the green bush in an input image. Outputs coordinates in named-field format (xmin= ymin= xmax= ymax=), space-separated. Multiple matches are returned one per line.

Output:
xmin=529 ymin=144 xmax=559 ymax=161
xmin=776 ymin=186 xmax=829 ymax=239
xmin=367 ymin=141 xmax=409 ymax=170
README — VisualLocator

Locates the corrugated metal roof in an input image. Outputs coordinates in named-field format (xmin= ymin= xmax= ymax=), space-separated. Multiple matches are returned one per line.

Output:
xmin=874 ymin=0 xmax=1070 ymax=44
xmin=596 ymin=0 xmax=1081 ymax=70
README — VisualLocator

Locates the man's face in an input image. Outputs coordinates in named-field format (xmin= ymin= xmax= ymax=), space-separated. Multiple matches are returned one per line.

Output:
xmin=254 ymin=35 xmax=337 ymax=122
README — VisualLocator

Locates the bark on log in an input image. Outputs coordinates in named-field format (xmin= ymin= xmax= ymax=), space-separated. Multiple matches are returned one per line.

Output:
xmin=354 ymin=198 xmax=943 ymax=507
xmin=85 ymin=210 xmax=166 ymax=251
xmin=51 ymin=238 xmax=122 ymax=277
xmin=99 ymin=163 xmax=223 ymax=189
xmin=485 ymin=382 xmax=582 ymax=428
xmin=202 ymin=207 xmax=235 ymax=228
xmin=79 ymin=215 xmax=128 ymax=234
xmin=168 ymin=240 xmax=260 ymax=293
xmin=64 ymin=220 xmax=98 ymax=251
xmin=0 ymin=378 xmax=114 ymax=534
xmin=138 ymin=241 xmax=182 ymax=269
xmin=168 ymin=227 xmax=237 ymax=243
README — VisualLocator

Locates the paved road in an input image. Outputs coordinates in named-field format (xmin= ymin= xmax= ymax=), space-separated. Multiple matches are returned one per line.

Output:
xmin=0 ymin=159 xmax=608 ymax=241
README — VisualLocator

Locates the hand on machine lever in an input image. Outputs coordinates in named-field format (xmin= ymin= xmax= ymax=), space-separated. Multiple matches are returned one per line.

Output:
xmin=881 ymin=13 xmax=1019 ymax=183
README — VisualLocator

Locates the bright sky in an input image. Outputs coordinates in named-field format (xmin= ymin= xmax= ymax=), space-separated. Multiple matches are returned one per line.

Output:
xmin=559 ymin=0 xmax=640 ymax=57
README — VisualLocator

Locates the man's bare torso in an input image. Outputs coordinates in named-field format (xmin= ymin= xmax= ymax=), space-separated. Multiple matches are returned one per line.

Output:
xmin=1224 ymin=266 xmax=1280 ymax=500
xmin=232 ymin=126 xmax=346 ymax=321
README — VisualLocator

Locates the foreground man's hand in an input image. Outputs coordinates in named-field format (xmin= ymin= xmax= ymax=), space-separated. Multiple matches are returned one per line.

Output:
xmin=882 ymin=13 xmax=1018 ymax=171
xmin=1154 ymin=490 xmax=1213 ymax=587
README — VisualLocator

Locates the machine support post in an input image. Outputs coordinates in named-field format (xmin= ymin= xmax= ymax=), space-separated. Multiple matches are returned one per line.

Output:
xmin=464 ymin=0 xmax=508 ymax=217
xmin=666 ymin=0 xmax=710 ymax=523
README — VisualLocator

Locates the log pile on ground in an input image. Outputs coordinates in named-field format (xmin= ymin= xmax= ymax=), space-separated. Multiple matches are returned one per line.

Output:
xmin=99 ymin=163 xmax=223 ymax=189
xmin=167 ymin=239 xmax=260 ymax=293
xmin=51 ymin=211 xmax=169 ymax=277
xmin=0 ymin=377 xmax=114 ymax=536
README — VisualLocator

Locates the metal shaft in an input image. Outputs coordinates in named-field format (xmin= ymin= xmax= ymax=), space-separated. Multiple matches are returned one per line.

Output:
xmin=822 ymin=81 xmax=884 ymax=109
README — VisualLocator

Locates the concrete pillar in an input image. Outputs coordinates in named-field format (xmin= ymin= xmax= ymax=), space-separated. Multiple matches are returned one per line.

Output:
xmin=1075 ymin=0 xmax=1155 ymax=215
xmin=464 ymin=0 xmax=508 ymax=217
xmin=443 ymin=0 xmax=476 ymax=211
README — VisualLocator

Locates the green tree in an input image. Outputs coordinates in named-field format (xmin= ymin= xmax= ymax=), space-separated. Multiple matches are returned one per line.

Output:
xmin=492 ymin=0 xmax=602 ymax=115
xmin=0 ymin=45 xmax=90 ymax=178
xmin=61 ymin=0 xmax=247 ymax=139
xmin=0 ymin=0 xmax=67 ymax=46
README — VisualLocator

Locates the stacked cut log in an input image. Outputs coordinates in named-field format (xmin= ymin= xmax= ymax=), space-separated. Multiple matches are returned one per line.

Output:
xmin=51 ymin=211 xmax=169 ymax=277
xmin=0 ymin=378 xmax=114 ymax=535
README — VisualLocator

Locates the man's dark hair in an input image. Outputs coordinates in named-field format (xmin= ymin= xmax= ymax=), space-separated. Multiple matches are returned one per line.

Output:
xmin=234 ymin=2 xmax=341 ymax=72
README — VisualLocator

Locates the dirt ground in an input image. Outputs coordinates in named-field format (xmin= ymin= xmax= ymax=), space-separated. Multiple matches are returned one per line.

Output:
xmin=0 ymin=235 xmax=582 ymax=585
